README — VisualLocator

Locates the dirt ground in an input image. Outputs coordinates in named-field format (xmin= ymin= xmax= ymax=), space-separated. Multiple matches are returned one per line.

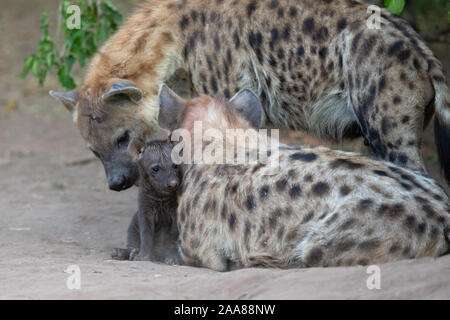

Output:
xmin=0 ymin=1 xmax=449 ymax=300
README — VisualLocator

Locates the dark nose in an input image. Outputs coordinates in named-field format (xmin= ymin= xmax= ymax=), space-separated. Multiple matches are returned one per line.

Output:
xmin=109 ymin=175 xmax=127 ymax=191
xmin=167 ymin=179 xmax=179 ymax=191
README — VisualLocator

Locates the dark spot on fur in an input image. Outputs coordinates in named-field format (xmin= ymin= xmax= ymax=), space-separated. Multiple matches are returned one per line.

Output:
xmin=247 ymin=1 xmax=257 ymax=17
xmin=339 ymin=185 xmax=352 ymax=196
xmin=373 ymin=170 xmax=388 ymax=177
xmin=405 ymin=215 xmax=416 ymax=230
xmin=228 ymin=212 xmax=237 ymax=231
xmin=290 ymin=152 xmax=318 ymax=162
xmin=306 ymin=247 xmax=323 ymax=266
xmin=233 ymin=32 xmax=240 ymax=48
xmin=312 ymin=182 xmax=330 ymax=197
xmin=289 ymin=185 xmax=302 ymax=199
xmin=268 ymin=0 xmax=278 ymax=9
xmin=276 ymin=179 xmax=287 ymax=191
xmin=301 ymin=211 xmax=314 ymax=224
xmin=221 ymin=203 xmax=227 ymax=220
xmin=340 ymin=218 xmax=357 ymax=231
xmin=359 ymin=199 xmax=374 ymax=211
xmin=358 ymin=239 xmax=380 ymax=251
xmin=330 ymin=158 xmax=364 ymax=170
xmin=302 ymin=18 xmax=315 ymax=34
xmin=259 ymin=185 xmax=270 ymax=200
xmin=336 ymin=239 xmax=356 ymax=253
xmin=337 ymin=18 xmax=347 ymax=32
xmin=179 ymin=15 xmax=189 ymax=29
xmin=246 ymin=195 xmax=256 ymax=211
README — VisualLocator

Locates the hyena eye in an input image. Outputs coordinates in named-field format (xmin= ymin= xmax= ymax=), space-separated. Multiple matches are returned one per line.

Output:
xmin=116 ymin=131 xmax=130 ymax=149
xmin=152 ymin=166 xmax=160 ymax=173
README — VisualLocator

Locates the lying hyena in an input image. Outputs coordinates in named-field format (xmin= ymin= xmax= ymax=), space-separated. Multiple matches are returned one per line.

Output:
xmin=49 ymin=0 xmax=450 ymax=192
xmin=112 ymin=140 xmax=182 ymax=264
xmin=157 ymin=84 xmax=449 ymax=271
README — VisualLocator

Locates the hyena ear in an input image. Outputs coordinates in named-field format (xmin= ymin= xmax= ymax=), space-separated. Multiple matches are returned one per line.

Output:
xmin=128 ymin=138 xmax=145 ymax=161
xmin=158 ymin=83 xmax=186 ymax=131
xmin=102 ymin=80 xmax=143 ymax=103
xmin=49 ymin=90 xmax=78 ymax=112
xmin=230 ymin=89 xmax=262 ymax=129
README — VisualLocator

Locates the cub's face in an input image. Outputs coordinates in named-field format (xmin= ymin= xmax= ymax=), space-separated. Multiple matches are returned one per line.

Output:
xmin=138 ymin=142 xmax=181 ymax=197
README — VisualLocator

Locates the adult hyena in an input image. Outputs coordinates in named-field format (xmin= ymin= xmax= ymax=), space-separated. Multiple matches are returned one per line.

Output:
xmin=50 ymin=0 xmax=450 ymax=191
xmin=157 ymin=84 xmax=449 ymax=271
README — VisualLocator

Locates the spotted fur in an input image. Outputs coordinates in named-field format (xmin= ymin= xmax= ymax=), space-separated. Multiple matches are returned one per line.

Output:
xmin=160 ymin=89 xmax=450 ymax=271
xmin=50 ymin=0 xmax=450 ymax=189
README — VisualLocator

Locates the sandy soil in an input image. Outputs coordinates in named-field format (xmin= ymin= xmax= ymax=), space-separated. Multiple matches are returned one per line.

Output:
xmin=0 ymin=0 xmax=449 ymax=300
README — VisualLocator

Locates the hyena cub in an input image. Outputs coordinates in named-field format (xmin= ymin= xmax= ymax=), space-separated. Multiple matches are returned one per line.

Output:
xmin=112 ymin=140 xmax=182 ymax=264
xmin=158 ymin=84 xmax=450 ymax=271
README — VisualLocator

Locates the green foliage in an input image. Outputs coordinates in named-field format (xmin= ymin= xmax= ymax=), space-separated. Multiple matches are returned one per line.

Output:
xmin=384 ymin=0 xmax=405 ymax=16
xmin=21 ymin=0 xmax=122 ymax=89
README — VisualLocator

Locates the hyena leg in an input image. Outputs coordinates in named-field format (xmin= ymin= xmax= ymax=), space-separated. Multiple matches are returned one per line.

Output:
xmin=349 ymin=75 xmax=433 ymax=173
xmin=126 ymin=211 xmax=140 ymax=250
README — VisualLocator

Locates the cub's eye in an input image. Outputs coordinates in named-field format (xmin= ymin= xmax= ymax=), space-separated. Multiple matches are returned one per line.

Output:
xmin=116 ymin=131 xmax=130 ymax=149
xmin=152 ymin=166 xmax=160 ymax=173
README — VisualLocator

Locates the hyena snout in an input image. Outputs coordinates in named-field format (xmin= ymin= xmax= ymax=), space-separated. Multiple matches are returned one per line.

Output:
xmin=104 ymin=157 xmax=139 ymax=191
xmin=166 ymin=176 xmax=179 ymax=192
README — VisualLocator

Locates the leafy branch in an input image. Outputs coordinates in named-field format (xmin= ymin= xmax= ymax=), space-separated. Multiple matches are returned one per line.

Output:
xmin=384 ymin=0 xmax=406 ymax=16
xmin=21 ymin=0 xmax=122 ymax=89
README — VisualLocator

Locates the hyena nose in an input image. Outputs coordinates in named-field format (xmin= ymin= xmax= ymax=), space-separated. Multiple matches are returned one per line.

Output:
xmin=167 ymin=179 xmax=179 ymax=191
xmin=108 ymin=175 xmax=126 ymax=191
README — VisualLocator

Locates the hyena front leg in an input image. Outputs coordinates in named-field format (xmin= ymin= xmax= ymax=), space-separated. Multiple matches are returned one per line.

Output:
xmin=349 ymin=70 xmax=433 ymax=173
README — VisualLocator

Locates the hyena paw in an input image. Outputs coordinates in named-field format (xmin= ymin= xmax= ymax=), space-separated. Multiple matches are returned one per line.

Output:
xmin=129 ymin=248 xmax=140 ymax=261
xmin=111 ymin=247 xmax=132 ymax=260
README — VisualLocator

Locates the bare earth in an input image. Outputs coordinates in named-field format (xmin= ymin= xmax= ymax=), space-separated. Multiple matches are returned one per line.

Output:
xmin=0 ymin=0 xmax=449 ymax=300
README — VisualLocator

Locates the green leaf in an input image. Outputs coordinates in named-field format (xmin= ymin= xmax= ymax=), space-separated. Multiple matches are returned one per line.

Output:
xmin=31 ymin=60 xmax=40 ymax=77
xmin=57 ymin=66 xmax=76 ymax=89
xmin=21 ymin=56 xmax=35 ymax=78
xmin=384 ymin=0 xmax=405 ymax=16
xmin=22 ymin=0 xmax=124 ymax=89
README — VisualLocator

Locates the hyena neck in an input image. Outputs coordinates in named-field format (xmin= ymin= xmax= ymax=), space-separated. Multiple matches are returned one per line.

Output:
xmin=83 ymin=1 xmax=190 ymax=128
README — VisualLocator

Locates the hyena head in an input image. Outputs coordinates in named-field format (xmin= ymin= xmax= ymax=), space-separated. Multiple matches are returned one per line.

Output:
xmin=50 ymin=79 xmax=167 ymax=191
xmin=128 ymin=138 xmax=181 ymax=197
xmin=157 ymin=84 xmax=262 ymax=135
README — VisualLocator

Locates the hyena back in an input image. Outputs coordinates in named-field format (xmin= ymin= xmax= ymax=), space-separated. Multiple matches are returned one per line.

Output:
xmin=158 ymin=85 xmax=450 ymax=271
xmin=50 ymin=0 xmax=450 ymax=191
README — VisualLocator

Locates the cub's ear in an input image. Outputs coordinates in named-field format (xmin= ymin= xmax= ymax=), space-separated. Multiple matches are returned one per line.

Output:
xmin=229 ymin=89 xmax=262 ymax=129
xmin=158 ymin=84 xmax=186 ymax=131
xmin=102 ymin=80 xmax=143 ymax=103
xmin=49 ymin=90 xmax=78 ymax=112
xmin=128 ymin=138 xmax=146 ymax=161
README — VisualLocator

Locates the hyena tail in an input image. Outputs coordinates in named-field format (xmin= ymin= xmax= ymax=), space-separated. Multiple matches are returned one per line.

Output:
xmin=431 ymin=72 xmax=450 ymax=186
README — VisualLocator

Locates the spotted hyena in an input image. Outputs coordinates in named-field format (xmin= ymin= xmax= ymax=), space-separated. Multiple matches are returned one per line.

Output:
xmin=49 ymin=0 xmax=450 ymax=192
xmin=157 ymin=84 xmax=449 ymax=271
xmin=112 ymin=140 xmax=182 ymax=264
